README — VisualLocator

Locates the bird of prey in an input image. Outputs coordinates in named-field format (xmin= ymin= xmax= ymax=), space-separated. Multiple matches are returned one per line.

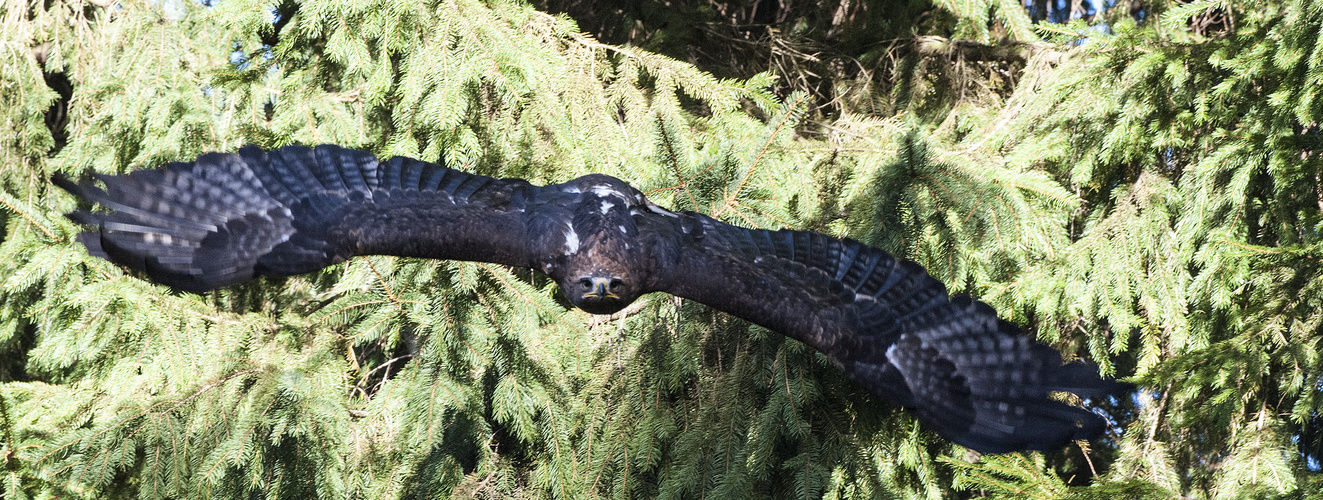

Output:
xmin=57 ymin=144 xmax=1123 ymax=454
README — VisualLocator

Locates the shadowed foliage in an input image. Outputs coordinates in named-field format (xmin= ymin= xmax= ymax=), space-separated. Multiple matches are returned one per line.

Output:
xmin=0 ymin=0 xmax=1319 ymax=498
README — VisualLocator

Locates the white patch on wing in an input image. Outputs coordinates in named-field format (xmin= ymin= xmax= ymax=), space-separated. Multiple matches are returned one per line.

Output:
xmin=600 ymin=201 xmax=615 ymax=214
xmin=646 ymin=200 xmax=678 ymax=217
xmin=144 ymin=233 xmax=173 ymax=244
xmin=619 ymin=225 xmax=628 ymax=234
xmin=563 ymin=223 xmax=581 ymax=255
xmin=591 ymin=184 xmax=629 ymax=201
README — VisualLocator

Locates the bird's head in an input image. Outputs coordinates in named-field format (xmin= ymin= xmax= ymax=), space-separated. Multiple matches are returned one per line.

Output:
xmin=543 ymin=174 xmax=669 ymax=315
xmin=562 ymin=268 xmax=641 ymax=314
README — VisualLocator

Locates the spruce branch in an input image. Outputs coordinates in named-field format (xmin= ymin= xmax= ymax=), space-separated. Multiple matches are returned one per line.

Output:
xmin=0 ymin=391 xmax=15 ymax=473
xmin=0 ymin=191 xmax=56 ymax=241
xmin=715 ymin=92 xmax=807 ymax=218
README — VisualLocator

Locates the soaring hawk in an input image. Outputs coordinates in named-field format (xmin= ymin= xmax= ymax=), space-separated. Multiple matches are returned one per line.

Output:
xmin=57 ymin=144 xmax=1123 ymax=453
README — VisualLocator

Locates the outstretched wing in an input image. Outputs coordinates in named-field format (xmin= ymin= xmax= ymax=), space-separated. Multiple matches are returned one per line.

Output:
xmin=646 ymin=212 xmax=1121 ymax=453
xmin=57 ymin=145 xmax=537 ymax=293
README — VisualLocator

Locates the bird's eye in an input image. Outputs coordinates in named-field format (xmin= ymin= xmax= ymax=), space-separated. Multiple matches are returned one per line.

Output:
xmin=609 ymin=278 xmax=623 ymax=292
xmin=580 ymin=278 xmax=593 ymax=290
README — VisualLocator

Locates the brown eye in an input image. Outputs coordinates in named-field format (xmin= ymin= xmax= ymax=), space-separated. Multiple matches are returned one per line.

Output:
xmin=580 ymin=278 xmax=593 ymax=290
xmin=609 ymin=278 xmax=623 ymax=292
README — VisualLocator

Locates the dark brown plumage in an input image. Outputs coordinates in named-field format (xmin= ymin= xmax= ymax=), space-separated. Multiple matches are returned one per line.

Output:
xmin=57 ymin=144 xmax=1125 ymax=453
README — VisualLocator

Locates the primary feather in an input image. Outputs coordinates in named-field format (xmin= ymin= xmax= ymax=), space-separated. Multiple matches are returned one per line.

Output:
xmin=57 ymin=144 xmax=1125 ymax=453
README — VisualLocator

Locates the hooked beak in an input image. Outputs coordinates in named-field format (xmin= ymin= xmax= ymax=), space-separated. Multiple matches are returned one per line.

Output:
xmin=580 ymin=277 xmax=620 ymax=299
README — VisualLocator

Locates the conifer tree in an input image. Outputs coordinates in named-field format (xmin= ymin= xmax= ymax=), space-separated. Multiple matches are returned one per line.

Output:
xmin=2 ymin=0 xmax=1322 ymax=498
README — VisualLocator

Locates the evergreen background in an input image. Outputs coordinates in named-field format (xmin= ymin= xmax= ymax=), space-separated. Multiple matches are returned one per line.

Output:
xmin=1 ymin=0 xmax=1319 ymax=497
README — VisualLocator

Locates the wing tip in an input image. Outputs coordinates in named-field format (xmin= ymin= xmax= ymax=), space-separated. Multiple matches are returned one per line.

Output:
xmin=939 ymin=399 xmax=1117 ymax=454
xmin=51 ymin=172 xmax=83 ymax=197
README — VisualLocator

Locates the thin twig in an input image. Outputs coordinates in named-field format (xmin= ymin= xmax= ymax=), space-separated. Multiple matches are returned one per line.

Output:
xmin=716 ymin=93 xmax=808 ymax=217
xmin=0 ymin=195 xmax=56 ymax=240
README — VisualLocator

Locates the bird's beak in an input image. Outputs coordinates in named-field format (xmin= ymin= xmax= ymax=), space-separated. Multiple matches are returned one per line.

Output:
xmin=581 ymin=277 xmax=619 ymax=299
